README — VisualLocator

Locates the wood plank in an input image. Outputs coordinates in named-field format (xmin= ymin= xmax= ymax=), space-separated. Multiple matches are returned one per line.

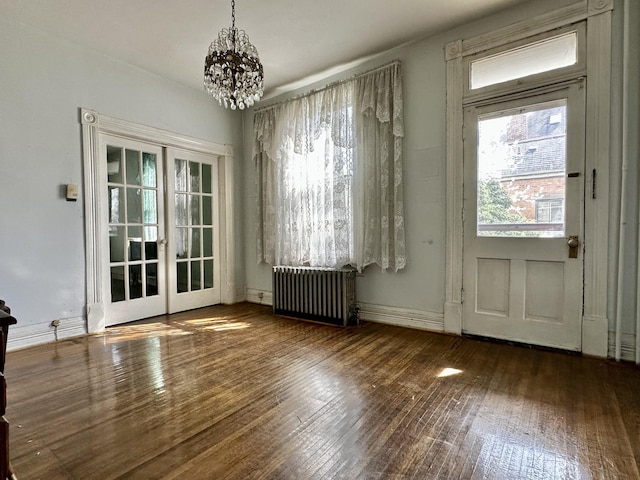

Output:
xmin=4 ymin=303 xmax=640 ymax=479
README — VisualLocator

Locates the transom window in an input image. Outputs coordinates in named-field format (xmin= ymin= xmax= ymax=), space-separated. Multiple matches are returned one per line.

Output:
xmin=470 ymin=31 xmax=578 ymax=90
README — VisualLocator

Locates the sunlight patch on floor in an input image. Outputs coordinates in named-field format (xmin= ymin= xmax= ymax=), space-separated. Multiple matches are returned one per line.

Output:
xmin=437 ymin=367 xmax=463 ymax=378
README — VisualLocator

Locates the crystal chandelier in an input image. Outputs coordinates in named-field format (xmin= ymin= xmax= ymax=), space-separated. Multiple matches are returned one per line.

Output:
xmin=204 ymin=0 xmax=264 ymax=110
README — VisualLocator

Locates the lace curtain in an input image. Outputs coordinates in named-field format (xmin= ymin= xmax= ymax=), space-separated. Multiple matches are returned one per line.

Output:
xmin=254 ymin=62 xmax=405 ymax=272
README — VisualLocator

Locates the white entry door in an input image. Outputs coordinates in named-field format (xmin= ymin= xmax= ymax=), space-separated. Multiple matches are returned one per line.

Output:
xmin=100 ymin=135 xmax=167 ymax=326
xmin=166 ymin=149 xmax=221 ymax=313
xmin=462 ymin=83 xmax=585 ymax=350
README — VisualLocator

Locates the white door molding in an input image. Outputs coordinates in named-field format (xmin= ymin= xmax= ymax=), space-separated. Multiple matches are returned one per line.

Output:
xmin=444 ymin=0 xmax=612 ymax=356
xmin=80 ymin=109 xmax=235 ymax=333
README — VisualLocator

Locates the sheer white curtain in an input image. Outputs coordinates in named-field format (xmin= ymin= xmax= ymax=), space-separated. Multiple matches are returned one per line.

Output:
xmin=254 ymin=62 xmax=405 ymax=272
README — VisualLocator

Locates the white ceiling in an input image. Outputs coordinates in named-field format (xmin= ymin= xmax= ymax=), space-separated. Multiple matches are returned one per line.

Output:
xmin=3 ymin=0 xmax=533 ymax=98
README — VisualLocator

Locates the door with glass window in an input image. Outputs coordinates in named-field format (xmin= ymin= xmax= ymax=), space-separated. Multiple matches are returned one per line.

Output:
xmin=101 ymin=135 xmax=167 ymax=326
xmin=462 ymin=83 xmax=585 ymax=350
xmin=166 ymin=149 xmax=221 ymax=313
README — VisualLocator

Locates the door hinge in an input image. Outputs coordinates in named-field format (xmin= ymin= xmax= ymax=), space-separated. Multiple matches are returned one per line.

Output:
xmin=592 ymin=169 xmax=597 ymax=199
xmin=461 ymin=288 xmax=464 ymax=303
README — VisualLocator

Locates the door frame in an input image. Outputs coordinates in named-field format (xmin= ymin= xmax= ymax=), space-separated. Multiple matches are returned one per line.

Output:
xmin=81 ymin=108 xmax=236 ymax=333
xmin=444 ymin=0 xmax=613 ymax=356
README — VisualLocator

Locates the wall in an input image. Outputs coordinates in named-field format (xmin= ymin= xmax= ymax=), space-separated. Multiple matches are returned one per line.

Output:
xmin=241 ymin=0 xmax=580 ymax=331
xmin=0 ymin=18 xmax=243 ymax=349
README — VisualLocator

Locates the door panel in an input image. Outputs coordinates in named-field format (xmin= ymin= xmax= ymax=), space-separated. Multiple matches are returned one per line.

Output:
xmin=101 ymin=135 xmax=167 ymax=326
xmin=166 ymin=149 xmax=221 ymax=313
xmin=463 ymin=84 xmax=585 ymax=350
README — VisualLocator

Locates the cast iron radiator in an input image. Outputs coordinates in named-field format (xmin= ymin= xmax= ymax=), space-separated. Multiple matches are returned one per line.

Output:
xmin=272 ymin=266 xmax=358 ymax=326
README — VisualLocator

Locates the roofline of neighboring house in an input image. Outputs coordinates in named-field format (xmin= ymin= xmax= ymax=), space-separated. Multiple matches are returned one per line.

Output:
xmin=500 ymin=170 xmax=564 ymax=181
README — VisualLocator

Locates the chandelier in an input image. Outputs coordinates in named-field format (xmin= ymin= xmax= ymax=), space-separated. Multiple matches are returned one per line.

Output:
xmin=204 ymin=0 xmax=264 ymax=110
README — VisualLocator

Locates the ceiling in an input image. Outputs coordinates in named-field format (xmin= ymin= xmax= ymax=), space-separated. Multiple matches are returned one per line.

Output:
xmin=3 ymin=0 xmax=533 ymax=98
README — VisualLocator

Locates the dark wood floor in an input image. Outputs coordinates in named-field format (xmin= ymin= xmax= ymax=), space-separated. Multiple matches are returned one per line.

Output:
xmin=5 ymin=303 xmax=640 ymax=479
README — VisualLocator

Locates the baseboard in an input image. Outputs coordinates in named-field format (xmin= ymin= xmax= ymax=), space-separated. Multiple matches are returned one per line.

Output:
xmin=608 ymin=332 xmax=637 ymax=362
xmin=7 ymin=316 xmax=86 ymax=352
xmin=246 ymin=290 xmax=444 ymax=333
xmin=235 ymin=286 xmax=247 ymax=303
xmin=358 ymin=302 xmax=444 ymax=332
xmin=246 ymin=288 xmax=273 ymax=306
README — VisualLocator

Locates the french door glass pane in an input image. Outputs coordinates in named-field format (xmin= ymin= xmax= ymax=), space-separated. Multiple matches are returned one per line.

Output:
xmin=203 ymin=228 xmax=213 ymax=258
xmin=203 ymin=197 xmax=212 ymax=225
xmin=191 ymin=261 xmax=201 ymax=291
xmin=129 ymin=264 xmax=142 ymax=299
xmin=202 ymin=164 xmax=212 ymax=193
xmin=142 ymin=153 xmax=157 ymax=187
xmin=204 ymin=260 xmax=214 ymax=289
xmin=477 ymin=99 xmax=566 ymax=238
xmin=146 ymin=263 xmax=158 ymax=297
xmin=175 ymin=159 xmax=187 ymax=191
xmin=143 ymin=190 xmax=157 ymax=223
xmin=189 ymin=161 xmax=200 ymax=192
xmin=145 ymin=226 xmax=158 ymax=260
xmin=108 ymin=187 xmax=123 ymax=223
xmin=176 ymin=227 xmax=188 ymax=259
xmin=111 ymin=266 xmax=125 ymax=302
xmin=109 ymin=226 xmax=125 ymax=263
xmin=189 ymin=195 xmax=200 ymax=225
xmin=126 ymin=149 xmax=141 ymax=185
xmin=128 ymin=225 xmax=143 ymax=261
xmin=177 ymin=262 xmax=188 ymax=293
xmin=127 ymin=188 xmax=142 ymax=223
xmin=191 ymin=228 xmax=201 ymax=258
xmin=175 ymin=194 xmax=187 ymax=226
xmin=107 ymin=146 xmax=123 ymax=183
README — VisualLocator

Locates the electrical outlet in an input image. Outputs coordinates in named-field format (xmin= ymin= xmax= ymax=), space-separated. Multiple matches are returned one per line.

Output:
xmin=258 ymin=292 xmax=264 ymax=300
xmin=51 ymin=319 xmax=61 ymax=327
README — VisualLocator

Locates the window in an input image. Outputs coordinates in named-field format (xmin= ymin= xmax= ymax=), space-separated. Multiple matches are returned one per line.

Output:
xmin=470 ymin=32 xmax=578 ymax=90
xmin=535 ymin=198 xmax=564 ymax=224
xmin=476 ymin=99 xmax=567 ymax=238
xmin=254 ymin=62 xmax=406 ymax=272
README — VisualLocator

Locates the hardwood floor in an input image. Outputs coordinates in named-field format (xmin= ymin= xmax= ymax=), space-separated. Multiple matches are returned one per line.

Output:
xmin=5 ymin=303 xmax=640 ymax=479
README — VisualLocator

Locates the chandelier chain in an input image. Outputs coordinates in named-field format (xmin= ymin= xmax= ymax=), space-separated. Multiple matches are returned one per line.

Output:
xmin=231 ymin=0 xmax=235 ymax=32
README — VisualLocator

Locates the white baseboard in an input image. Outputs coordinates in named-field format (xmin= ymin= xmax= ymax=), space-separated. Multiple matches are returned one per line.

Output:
xmin=235 ymin=286 xmax=247 ymax=303
xmin=246 ymin=288 xmax=273 ymax=306
xmin=359 ymin=302 xmax=444 ymax=332
xmin=247 ymin=288 xmax=444 ymax=332
xmin=608 ymin=332 xmax=638 ymax=362
xmin=7 ymin=316 xmax=86 ymax=352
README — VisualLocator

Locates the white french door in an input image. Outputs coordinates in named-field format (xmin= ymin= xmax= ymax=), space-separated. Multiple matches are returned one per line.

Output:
xmin=166 ymin=149 xmax=221 ymax=313
xmin=100 ymin=137 xmax=220 ymax=326
xmin=462 ymin=83 xmax=585 ymax=350
xmin=100 ymin=135 xmax=167 ymax=326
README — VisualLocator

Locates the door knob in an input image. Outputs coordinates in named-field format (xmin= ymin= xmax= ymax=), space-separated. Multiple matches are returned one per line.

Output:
xmin=567 ymin=235 xmax=579 ymax=258
xmin=567 ymin=236 xmax=579 ymax=248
